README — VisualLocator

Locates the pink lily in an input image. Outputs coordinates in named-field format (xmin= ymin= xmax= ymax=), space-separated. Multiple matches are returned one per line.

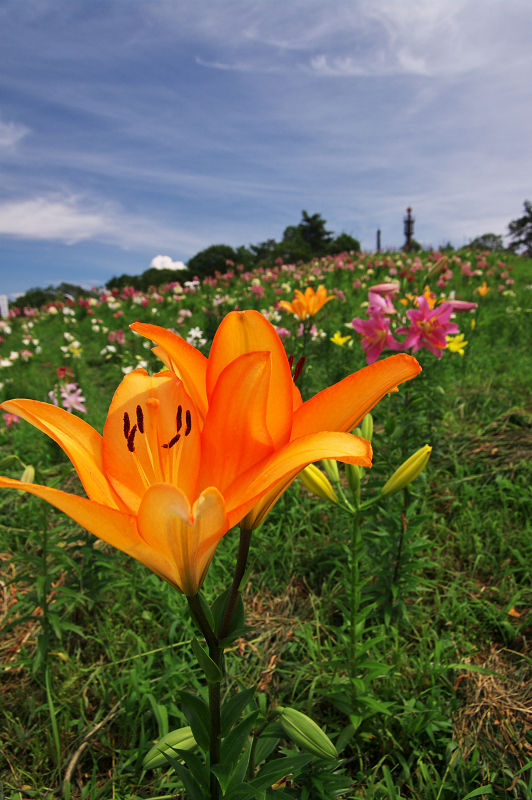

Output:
xmin=352 ymin=314 xmax=401 ymax=365
xmin=396 ymin=296 xmax=458 ymax=357
xmin=367 ymin=291 xmax=397 ymax=317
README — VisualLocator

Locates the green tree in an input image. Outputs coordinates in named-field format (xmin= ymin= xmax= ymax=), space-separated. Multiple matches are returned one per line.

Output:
xmin=508 ymin=200 xmax=532 ymax=256
xmin=187 ymin=244 xmax=239 ymax=278
xmin=297 ymin=210 xmax=334 ymax=255
xmin=327 ymin=232 xmax=361 ymax=255
xmin=468 ymin=233 xmax=504 ymax=252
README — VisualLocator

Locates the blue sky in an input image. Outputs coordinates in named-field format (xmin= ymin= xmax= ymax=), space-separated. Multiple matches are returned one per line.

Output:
xmin=0 ymin=1 xmax=531 ymax=297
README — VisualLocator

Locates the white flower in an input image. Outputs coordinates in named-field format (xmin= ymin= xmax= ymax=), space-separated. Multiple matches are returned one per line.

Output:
xmin=186 ymin=327 xmax=207 ymax=347
xmin=62 ymin=307 xmax=75 ymax=315
xmin=64 ymin=331 xmax=75 ymax=342
xmin=9 ymin=351 xmax=19 ymax=361
xmin=121 ymin=365 xmax=134 ymax=374
xmin=48 ymin=307 xmax=58 ymax=315
xmin=0 ymin=359 xmax=13 ymax=368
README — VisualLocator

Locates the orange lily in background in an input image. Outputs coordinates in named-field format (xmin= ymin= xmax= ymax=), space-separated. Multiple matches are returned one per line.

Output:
xmin=279 ymin=285 xmax=335 ymax=320
xmin=131 ymin=310 xmax=421 ymax=529
xmin=475 ymin=281 xmax=491 ymax=297
xmin=0 ymin=345 xmax=376 ymax=594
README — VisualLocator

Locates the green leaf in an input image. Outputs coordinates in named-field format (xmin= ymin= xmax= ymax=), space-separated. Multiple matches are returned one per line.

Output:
xmin=210 ymin=761 xmax=234 ymax=794
xmin=226 ymin=739 xmax=253 ymax=791
xmin=252 ymin=735 xmax=279 ymax=767
xmin=220 ymin=710 xmax=260 ymax=766
xmin=162 ymin=752 xmax=206 ymax=800
xmin=218 ymin=626 xmax=252 ymax=650
xmin=191 ymin=638 xmax=223 ymax=683
xmin=211 ymin=587 xmax=231 ymax=636
xmin=174 ymin=748 xmax=210 ymax=793
xmin=461 ymin=787 xmax=493 ymax=799
xmin=251 ymin=754 xmax=313 ymax=791
xmin=177 ymin=691 xmax=210 ymax=752
xmin=222 ymin=787 xmax=259 ymax=800
xmin=221 ymin=686 xmax=257 ymax=736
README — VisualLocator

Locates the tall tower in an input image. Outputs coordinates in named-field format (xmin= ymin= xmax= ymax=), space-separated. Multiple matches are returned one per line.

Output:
xmin=403 ymin=207 xmax=415 ymax=251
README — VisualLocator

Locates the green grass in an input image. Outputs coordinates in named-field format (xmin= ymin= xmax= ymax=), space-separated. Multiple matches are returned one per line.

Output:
xmin=1 ymin=249 xmax=532 ymax=798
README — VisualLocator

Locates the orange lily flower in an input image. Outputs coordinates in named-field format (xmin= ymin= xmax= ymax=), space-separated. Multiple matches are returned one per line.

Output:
xmin=475 ymin=281 xmax=490 ymax=297
xmin=131 ymin=310 xmax=421 ymax=529
xmin=279 ymin=285 xmax=334 ymax=320
xmin=0 ymin=320 xmax=385 ymax=594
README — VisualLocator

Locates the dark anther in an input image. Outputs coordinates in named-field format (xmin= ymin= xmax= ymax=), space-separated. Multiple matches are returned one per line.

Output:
xmin=127 ymin=424 xmax=137 ymax=453
xmin=136 ymin=405 xmax=144 ymax=434
xmin=176 ymin=405 xmax=182 ymax=433
xmin=123 ymin=412 xmax=131 ymax=440
xmin=162 ymin=433 xmax=181 ymax=450
xmin=293 ymin=356 xmax=306 ymax=383
xmin=288 ymin=354 xmax=294 ymax=371
xmin=185 ymin=410 xmax=192 ymax=436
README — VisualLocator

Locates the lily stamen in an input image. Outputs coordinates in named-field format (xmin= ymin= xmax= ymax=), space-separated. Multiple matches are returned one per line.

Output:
xmin=127 ymin=424 xmax=137 ymax=452
xmin=185 ymin=410 xmax=192 ymax=436
xmin=136 ymin=405 xmax=145 ymax=434
xmin=123 ymin=411 xmax=130 ymax=440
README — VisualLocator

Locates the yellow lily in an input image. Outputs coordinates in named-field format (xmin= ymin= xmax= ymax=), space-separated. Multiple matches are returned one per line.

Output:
xmin=132 ymin=310 xmax=421 ymax=529
xmin=330 ymin=331 xmax=352 ymax=346
xmin=475 ymin=281 xmax=490 ymax=297
xmin=446 ymin=333 xmax=468 ymax=356
xmin=279 ymin=285 xmax=334 ymax=320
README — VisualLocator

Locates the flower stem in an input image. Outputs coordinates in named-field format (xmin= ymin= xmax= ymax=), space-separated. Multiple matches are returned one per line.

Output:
xmin=187 ymin=594 xmax=222 ymax=800
xmin=218 ymin=529 xmax=252 ymax=643
xmin=350 ymin=508 xmax=361 ymax=706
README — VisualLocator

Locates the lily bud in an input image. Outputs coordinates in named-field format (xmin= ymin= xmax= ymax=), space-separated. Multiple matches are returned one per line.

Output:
xmin=381 ymin=445 xmax=432 ymax=496
xmin=20 ymin=465 xmax=35 ymax=484
xmin=278 ymin=707 xmax=337 ymax=761
xmin=143 ymin=726 xmax=197 ymax=769
xmin=321 ymin=459 xmax=340 ymax=483
xmin=360 ymin=413 xmax=373 ymax=443
xmin=300 ymin=464 xmax=337 ymax=504
xmin=345 ymin=463 xmax=361 ymax=502
xmin=425 ymin=255 xmax=448 ymax=282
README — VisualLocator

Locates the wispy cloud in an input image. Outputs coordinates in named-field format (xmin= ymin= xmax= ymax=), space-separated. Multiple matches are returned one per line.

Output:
xmin=0 ymin=119 xmax=29 ymax=148
xmin=0 ymin=194 xmax=206 ymax=252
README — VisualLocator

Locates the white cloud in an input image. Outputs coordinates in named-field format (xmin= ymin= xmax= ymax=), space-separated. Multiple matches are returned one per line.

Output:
xmin=0 ymin=194 xmax=205 ymax=252
xmin=0 ymin=196 xmax=110 ymax=243
xmin=0 ymin=119 xmax=29 ymax=148
xmin=149 ymin=255 xmax=187 ymax=271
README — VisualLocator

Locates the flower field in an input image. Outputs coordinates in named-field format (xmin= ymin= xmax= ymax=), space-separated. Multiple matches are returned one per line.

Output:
xmin=1 ymin=247 xmax=532 ymax=799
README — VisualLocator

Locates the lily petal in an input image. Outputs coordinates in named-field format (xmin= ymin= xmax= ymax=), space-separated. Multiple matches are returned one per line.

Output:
xmin=0 ymin=399 xmax=125 ymax=511
xmin=292 ymin=354 xmax=421 ymax=439
xmin=137 ymin=484 xmax=228 ymax=595
xmin=130 ymin=323 xmax=209 ymax=421
xmin=197 ymin=351 xmax=275 ymax=495
xmin=0 ymin=476 xmax=172 ymax=581
xmin=205 ymin=310 xmax=293 ymax=448
xmin=224 ymin=430 xmax=372 ymax=528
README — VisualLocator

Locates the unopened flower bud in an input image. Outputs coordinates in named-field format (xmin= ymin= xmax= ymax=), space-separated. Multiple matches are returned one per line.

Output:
xmin=360 ymin=413 xmax=373 ymax=443
xmin=345 ymin=463 xmax=361 ymax=502
xmin=143 ymin=726 xmax=197 ymax=769
xmin=20 ymin=465 xmax=35 ymax=484
xmin=381 ymin=445 xmax=432 ymax=496
xmin=278 ymin=707 xmax=337 ymax=761
xmin=321 ymin=459 xmax=340 ymax=483
xmin=300 ymin=464 xmax=337 ymax=504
